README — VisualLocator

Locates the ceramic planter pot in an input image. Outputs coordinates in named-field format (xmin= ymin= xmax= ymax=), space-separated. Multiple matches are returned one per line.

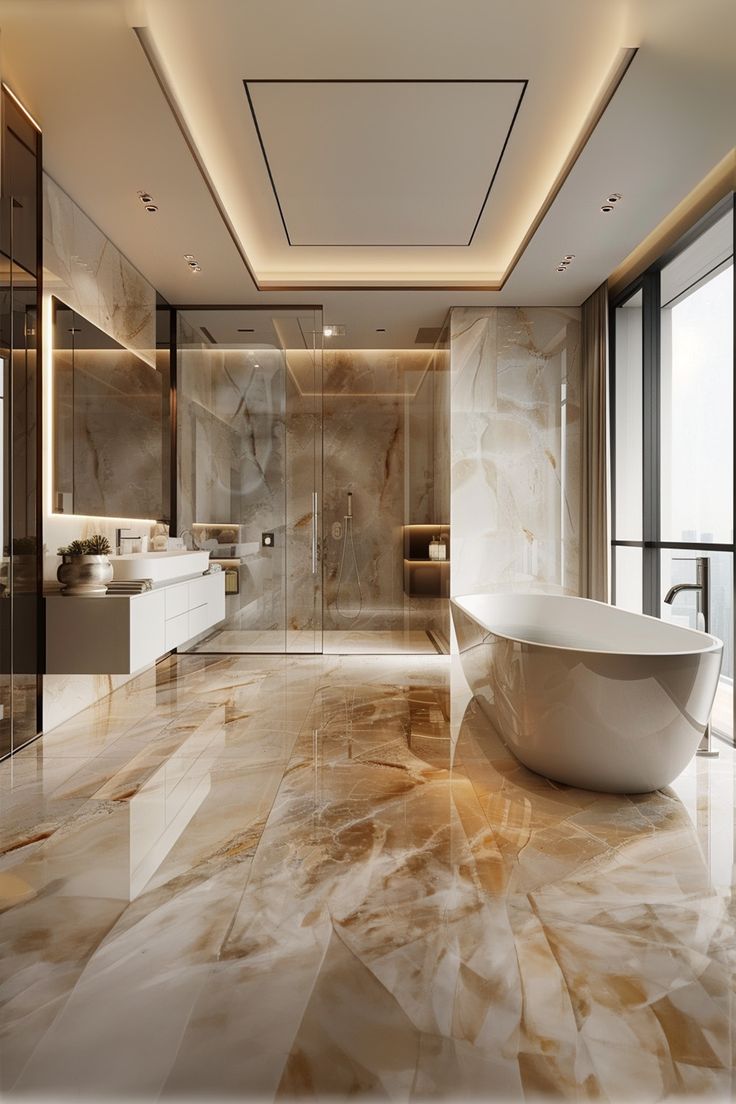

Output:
xmin=57 ymin=554 xmax=113 ymax=596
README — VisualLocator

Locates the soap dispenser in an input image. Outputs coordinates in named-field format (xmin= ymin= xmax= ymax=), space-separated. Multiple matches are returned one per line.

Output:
xmin=429 ymin=535 xmax=441 ymax=561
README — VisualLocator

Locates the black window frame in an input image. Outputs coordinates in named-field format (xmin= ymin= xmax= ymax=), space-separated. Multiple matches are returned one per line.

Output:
xmin=609 ymin=192 xmax=735 ymax=743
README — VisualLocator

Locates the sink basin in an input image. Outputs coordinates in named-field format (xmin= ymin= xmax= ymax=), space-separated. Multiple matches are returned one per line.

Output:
xmin=112 ymin=550 xmax=211 ymax=583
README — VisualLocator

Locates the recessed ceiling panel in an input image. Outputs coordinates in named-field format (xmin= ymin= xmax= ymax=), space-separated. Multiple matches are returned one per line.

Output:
xmin=244 ymin=80 xmax=526 ymax=247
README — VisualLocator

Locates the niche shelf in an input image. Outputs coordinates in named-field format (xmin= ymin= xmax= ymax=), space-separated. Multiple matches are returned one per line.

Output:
xmin=403 ymin=524 xmax=450 ymax=599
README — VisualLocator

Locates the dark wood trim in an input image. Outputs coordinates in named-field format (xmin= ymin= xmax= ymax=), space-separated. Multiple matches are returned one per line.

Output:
xmin=35 ymin=121 xmax=44 ymax=737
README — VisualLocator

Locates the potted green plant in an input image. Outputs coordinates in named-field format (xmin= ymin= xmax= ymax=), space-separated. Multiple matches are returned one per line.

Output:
xmin=57 ymin=534 xmax=113 ymax=596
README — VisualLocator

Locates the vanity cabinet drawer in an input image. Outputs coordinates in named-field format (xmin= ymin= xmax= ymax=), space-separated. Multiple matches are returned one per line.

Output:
xmin=188 ymin=575 xmax=212 ymax=610
xmin=165 ymin=611 xmax=189 ymax=650
xmin=165 ymin=583 xmax=189 ymax=620
xmin=45 ymin=573 xmax=226 ymax=675
xmin=188 ymin=603 xmax=211 ymax=639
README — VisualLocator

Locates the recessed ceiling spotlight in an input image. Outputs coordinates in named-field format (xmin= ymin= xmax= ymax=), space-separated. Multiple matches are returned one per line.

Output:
xmin=323 ymin=324 xmax=346 ymax=338
xmin=184 ymin=254 xmax=202 ymax=272
xmin=556 ymin=265 xmax=567 ymax=272
xmin=184 ymin=254 xmax=195 ymax=262
xmin=600 ymin=193 xmax=622 ymax=213
xmin=563 ymin=254 xmax=575 ymax=261
xmin=560 ymin=259 xmax=572 ymax=266
xmin=376 ymin=328 xmax=386 ymax=333
xmin=137 ymin=191 xmax=158 ymax=213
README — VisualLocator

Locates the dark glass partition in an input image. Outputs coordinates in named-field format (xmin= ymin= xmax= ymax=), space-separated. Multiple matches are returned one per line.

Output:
xmin=0 ymin=88 xmax=42 ymax=755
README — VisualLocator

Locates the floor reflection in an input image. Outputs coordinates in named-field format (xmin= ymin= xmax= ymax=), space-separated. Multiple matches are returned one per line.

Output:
xmin=0 ymin=654 xmax=733 ymax=1100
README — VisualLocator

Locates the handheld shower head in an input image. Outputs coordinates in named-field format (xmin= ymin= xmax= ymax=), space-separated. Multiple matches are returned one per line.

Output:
xmin=346 ymin=491 xmax=353 ymax=518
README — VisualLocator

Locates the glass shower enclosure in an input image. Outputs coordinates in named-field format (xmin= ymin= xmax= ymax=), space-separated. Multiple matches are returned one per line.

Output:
xmin=176 ymin=307 xmax=323 ymax=654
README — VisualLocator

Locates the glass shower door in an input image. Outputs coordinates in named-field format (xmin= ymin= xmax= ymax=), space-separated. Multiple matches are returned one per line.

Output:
xmin=176 ymin=307 xmax=322 ymax=654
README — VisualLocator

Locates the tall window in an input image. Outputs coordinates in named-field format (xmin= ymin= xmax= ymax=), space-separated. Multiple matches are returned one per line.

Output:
xmin=611 ymin=198 xmax=735 ymax=744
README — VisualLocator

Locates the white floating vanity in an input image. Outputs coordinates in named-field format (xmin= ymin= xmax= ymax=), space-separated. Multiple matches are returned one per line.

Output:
xmin=46 ymin=571 xmax=225 ymax=675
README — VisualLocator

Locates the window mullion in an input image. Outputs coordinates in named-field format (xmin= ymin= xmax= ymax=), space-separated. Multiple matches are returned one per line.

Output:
xmin=642 ymin=270 xmax=661 ymax=616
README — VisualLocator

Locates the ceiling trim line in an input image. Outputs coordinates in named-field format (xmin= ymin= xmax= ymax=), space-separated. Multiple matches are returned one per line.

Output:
xmin=498 ymin=45 xmax=638 ymax=291
xmin=132 ymin=25 xmax=261 ymax=290
xmin=134 ymin=29 xmax=637 ymax=292
xmin=244 ymin=79 xmax=293 ymax=245
xmin=242 ymin=78 xmax=528 ymax=248
xmin=167 ymin=302 xmax=325 ymax=311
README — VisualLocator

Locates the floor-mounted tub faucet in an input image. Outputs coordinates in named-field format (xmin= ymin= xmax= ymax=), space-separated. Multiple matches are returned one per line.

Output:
xmin=664 ymin=556 xmax=718 ymax=758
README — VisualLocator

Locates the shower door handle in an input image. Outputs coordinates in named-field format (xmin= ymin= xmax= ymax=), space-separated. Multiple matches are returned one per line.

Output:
xmin=311 ymin=491 xmax=318 ymax=575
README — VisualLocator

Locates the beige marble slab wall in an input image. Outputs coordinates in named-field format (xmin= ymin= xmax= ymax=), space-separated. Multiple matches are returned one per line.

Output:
xmin=450 ymin=307 xmax=582 ymax=601
xmin=43 ymin=175 xmax=155 ymax=367
xmin=322 ymin=356 xmax=405 ymax=631
xmin=177 ymin=344 xmax=287 ymax=634
xmin=322 ymin=348 xmax=450 ymax=637
xmin=42 ymin=174 xmax=160 ymax=731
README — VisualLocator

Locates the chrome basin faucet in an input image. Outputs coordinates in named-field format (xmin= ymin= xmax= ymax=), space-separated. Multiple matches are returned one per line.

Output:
xmin=664 ymin=556 xmax=718 ymax=758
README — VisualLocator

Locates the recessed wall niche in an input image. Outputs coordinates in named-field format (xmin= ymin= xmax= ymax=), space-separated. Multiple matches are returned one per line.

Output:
xmin=53 ymin=298 xmax=167 ymax=521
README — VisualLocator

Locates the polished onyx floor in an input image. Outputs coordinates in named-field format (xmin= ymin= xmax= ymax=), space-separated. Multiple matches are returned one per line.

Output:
xmin=0 ymin=654 xmax=734 ymax=1100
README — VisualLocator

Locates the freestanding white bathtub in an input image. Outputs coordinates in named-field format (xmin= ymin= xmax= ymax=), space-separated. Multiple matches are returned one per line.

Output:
xmin=452 ymin=593 xmax=723 ymax=793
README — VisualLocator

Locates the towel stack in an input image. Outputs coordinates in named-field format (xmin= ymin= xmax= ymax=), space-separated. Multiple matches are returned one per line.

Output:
xmin=105 ymin=579 xmax=154 ymax=595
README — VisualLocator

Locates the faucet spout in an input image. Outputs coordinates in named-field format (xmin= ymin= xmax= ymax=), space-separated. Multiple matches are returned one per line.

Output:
xmin=663 ymin=581 xmax=702 ymax=604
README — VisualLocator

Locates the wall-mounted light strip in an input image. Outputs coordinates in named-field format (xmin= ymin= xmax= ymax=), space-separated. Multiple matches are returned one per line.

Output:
xmin=2 ymin=82 xmax=42 ymax=132
xmin=52 ymin=514 xmax=158 ymax=525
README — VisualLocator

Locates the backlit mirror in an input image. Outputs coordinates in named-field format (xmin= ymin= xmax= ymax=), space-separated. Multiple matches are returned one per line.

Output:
xmin=53 ymin=298 xmax=167 ymax=520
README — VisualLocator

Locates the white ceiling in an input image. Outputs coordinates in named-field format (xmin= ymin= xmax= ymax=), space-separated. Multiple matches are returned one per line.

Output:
xmin=0 ymin=0 xmax=734 ymax=341
xmin=245 ymin=80 xmax=525 ymax=246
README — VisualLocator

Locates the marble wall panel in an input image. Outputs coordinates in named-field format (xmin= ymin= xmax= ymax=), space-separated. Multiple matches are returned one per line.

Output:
xmin=450 ymin=307 xmax=581 ymax=600
xmin=178 ymin=345 xmax=287 ymax=634
xmin=322 ymin=387 xmax=405 ymax=631
xmin=320 ymin=346 xmax=451 ymax=637
xmin=43 ymin=176 xmax=154 ymax=367
xmin=54 ymin=348 xmax=164 ymax=520
xmin=176 ymin=342 xmax=452 ymax=642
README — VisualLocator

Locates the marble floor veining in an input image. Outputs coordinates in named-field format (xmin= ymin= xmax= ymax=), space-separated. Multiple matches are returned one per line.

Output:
xmin=0 ymin=653 xmax=734 ymax=1101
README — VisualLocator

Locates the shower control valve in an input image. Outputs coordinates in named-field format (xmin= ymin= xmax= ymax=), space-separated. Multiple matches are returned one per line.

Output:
xmin=331 ymin=521 xmax=343 ymax=540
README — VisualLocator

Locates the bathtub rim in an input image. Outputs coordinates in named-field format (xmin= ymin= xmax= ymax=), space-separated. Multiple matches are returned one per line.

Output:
xmin=452 ymin=592 xmax=723 ymax=658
